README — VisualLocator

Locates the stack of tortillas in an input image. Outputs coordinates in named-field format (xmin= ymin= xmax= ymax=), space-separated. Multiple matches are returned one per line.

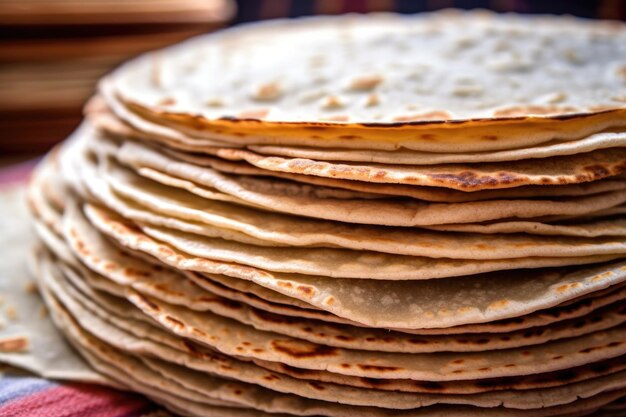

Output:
xmin=26 ymin=10 xmax=626 ymax=417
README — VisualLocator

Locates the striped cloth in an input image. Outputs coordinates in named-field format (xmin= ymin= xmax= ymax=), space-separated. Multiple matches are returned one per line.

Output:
xmin=0 ymin=376 xmax=158 ymax=417
xmin=0 ymin=159 xmax=38 ymax=187
xmin=0 ymin=161 xmax=161 ymax=416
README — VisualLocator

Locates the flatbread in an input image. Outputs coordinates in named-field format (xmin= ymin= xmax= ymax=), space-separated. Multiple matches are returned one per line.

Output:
xmin=106 ymin=167 xmax=626 ymax=259
xmin=110 ymin=136 xmax=626 ymax=226
xmin=192 ymin=146 xmax=626 ymax=191
xmin=90 ymin=103 xmax=626 ymax=202
xmin=248 ymin=129 xmax=626 ymax=164
xmin=189 ymin=271 xmax=626 ymax=334
xmin=46 ymin=201 xmax=626 ymax=354
xmin=45 ymin=280 xmax=626 ymax=417
xmin=105 ymin=11 xmax=626 ymax=152
xmin=17 ymin=9 xmax=626 ymax=417
xmin=68 ymin=237 xmax=626 ymax=354
xmin=69 ymin=198 xmax=626 ymax=329
xmin=37 ymin=253 xmax=626 ymax=413
xmin=32 ymin=167 xmax=626 ymax=337
xmin=425 ymin=217 xmax=626 ymax=237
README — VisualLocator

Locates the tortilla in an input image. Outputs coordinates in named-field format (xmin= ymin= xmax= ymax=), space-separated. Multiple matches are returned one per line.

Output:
xmin=105 ymin=11 xmax=626 ymax=152
xmin=90 ymin=104 xmax=626 ymax=202
xmin=36 ymin=253 xmax=626 ymax=414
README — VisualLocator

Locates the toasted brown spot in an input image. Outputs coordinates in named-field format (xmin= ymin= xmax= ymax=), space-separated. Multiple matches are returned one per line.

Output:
xmin=165 ymin=316 xmax=185 ymax=328
xmin=393 ymin=111 xmax=452 ymax=122
xmin=321 ymin=96 xmax=345 ymax=110
xmin=296 ymin=285 xmax=315 ymax=296
xmin=158 ymin=97 xmax=176 ymax=106
xmin=23 ymin=281 xmax=38 ymax=294
xmin=494 ymin=105 xmax=577 ymax=117
xmin=428 ymin=171 xmax=504 ymax=189
xmin=271 ymin=339 xmax=338 ymax=358
xmin=239 ymin=109 xmax=270 ymax=119
xmin=365 ymin=93 xmax=380 ymax=107
xmin=591 ymin=271 xmax=615 ymax=282
xmin=415 ymin=381 xmax=445 ymax=391
xmin=124 ymin=267 xmax=151 ymax=278
xmin=308 ymin=382 xmax=326 ymax=391
xmin=357 ymin=364 xmax=400 ymax=372
xmin=157 ymin=246 xmax=174 ymax=257
xmin=348 ymin=74 xmax=383 ymax=91
xmin=488 ymin=299 xmax=510 ymax=310
xmin=252 ymin=82 xmax=283 ymax=101
xmin=279 ymin=363 xmax=314 ymax=376
xmin=360 ymin=377 xmax=388 ymax=387
xmin=191 ymin=328 xmax=207 ymax=337
xmin=584 ymin=164 xmax=610 ymax=178
xmin=0 ymin=336 xmax=29 ymax=352
xmin=136 ymin=294 xmax=160 ymax=311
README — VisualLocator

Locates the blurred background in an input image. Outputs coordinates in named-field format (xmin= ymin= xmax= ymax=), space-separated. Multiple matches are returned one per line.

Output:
xmin=1 ymin=0 xmax=625 ymax=165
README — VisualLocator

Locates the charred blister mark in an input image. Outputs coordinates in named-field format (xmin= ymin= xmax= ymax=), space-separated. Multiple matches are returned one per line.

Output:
xmin=356 ymin=364 xmax=401 ymax=372
xmin=308 ymin=382 xmax=326 ymax=391
xmin=270 ymin=339 xmax=338 ymax=359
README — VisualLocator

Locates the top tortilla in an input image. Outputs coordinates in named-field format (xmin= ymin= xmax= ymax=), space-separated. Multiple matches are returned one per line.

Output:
xmin=106 ymin=10 xmax=626 ymax=151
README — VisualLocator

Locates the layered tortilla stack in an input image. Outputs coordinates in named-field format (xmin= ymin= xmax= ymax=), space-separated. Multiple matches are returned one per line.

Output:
xmin=28 ymin=11 xmax=626 ymax=417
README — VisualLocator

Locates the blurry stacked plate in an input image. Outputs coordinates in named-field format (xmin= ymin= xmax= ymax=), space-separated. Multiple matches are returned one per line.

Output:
xmin=0 ymin=0 xmax=234 ymax=153
xmin=28 ymin=11 xmax=626 ymax=417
